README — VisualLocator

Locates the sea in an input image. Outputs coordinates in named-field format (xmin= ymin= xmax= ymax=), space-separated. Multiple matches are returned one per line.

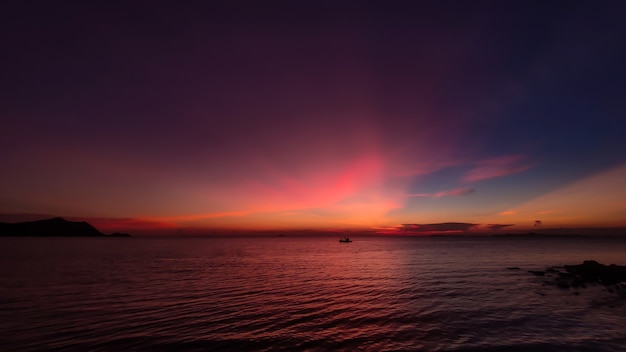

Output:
xmin=1 ymin=236 xmax=626 ymax=352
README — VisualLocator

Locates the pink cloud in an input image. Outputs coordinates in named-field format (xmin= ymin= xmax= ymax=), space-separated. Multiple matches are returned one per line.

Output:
xmin=241 ymin=153 xmax=390 ymax=212
xmin=434 ymin=188 xmax=475 ymax=198
xmin=405 ymin=193 xmax=433 ymax=197
xmin=406 ymin=188 xmax=475 ymax=198
xmin=463 ymin=155 xmax=531 ymax=182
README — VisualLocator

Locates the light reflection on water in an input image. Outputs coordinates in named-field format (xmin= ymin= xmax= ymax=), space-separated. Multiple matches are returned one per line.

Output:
xmin=1 ymin=236 xmax=626 ymax=351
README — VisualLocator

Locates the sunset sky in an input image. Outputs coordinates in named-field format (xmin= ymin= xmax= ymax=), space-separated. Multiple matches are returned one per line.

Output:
xmin=1 ymin=1 xmax=625 ymax=234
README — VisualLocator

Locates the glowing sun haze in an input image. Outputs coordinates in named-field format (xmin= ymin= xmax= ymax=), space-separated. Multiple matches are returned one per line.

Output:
xmin=1 ymin=1 xmax=625 ymax=234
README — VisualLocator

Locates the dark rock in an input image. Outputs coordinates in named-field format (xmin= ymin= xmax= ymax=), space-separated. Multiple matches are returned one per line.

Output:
xmin=565 ymin=260 xmax=626 ymax=286
xmin=507 ymin=267 xmax=521 ymax=270
xmin=558 ymin=272 xmax=574 ymax=279
xmin=532 ymin=260 xmax=626 ymax=296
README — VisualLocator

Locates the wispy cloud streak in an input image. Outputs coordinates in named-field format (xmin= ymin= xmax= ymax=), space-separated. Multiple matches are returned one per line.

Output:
xmin=406 ymin=188 xmax=475 ymax=198
xmin=486 ymin=224 xmax=514 ymax=231
xmin=463 ymin=155 xmax=531 ymax=182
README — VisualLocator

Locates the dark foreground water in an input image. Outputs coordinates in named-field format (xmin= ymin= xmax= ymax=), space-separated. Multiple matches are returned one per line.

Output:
xmin=1 ymin=236 xmax=626 ymax=351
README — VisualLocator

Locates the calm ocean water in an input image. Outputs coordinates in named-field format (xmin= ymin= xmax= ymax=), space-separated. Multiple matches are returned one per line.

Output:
xmin=1 ymin=236 xmax=626 ymax=351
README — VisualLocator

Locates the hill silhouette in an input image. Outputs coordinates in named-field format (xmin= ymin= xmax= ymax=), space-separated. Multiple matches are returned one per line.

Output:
xmin=0 ymin=217 xmax=129 ymax=237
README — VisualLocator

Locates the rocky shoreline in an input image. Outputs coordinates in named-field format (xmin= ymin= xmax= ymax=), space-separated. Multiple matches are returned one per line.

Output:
xmin=0 ymin=217 xmax=131 ymax=237
xmin=522 ymin=260 xmax=626 ymax=297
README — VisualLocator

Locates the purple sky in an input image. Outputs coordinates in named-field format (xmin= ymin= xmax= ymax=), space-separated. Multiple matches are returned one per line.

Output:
xmin=1 ymin=1 xmax=626 ymax=234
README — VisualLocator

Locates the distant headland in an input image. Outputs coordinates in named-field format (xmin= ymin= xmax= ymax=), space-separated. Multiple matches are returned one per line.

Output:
xmin=0 ymin=217 xmax=131 ymax=237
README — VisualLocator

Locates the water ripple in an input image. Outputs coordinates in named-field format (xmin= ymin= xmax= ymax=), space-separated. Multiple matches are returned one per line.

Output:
xmin=1 ymin=237 xmax=626 ymax=351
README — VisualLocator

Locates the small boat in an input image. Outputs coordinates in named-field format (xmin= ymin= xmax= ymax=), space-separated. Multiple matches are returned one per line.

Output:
xmin=339 ymin=237 xmax=352 ymax=243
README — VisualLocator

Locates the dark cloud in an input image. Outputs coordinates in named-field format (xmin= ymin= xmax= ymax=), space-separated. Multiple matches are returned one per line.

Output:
xmin=400 ymin=223 xmax=478 ymax=234
xmin=486 ymin=224 xmax=514 ymax=231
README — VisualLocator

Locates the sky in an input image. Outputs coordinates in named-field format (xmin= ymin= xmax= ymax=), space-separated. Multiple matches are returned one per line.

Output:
xmin=1 ymin=1 xmax=625 ymax=235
